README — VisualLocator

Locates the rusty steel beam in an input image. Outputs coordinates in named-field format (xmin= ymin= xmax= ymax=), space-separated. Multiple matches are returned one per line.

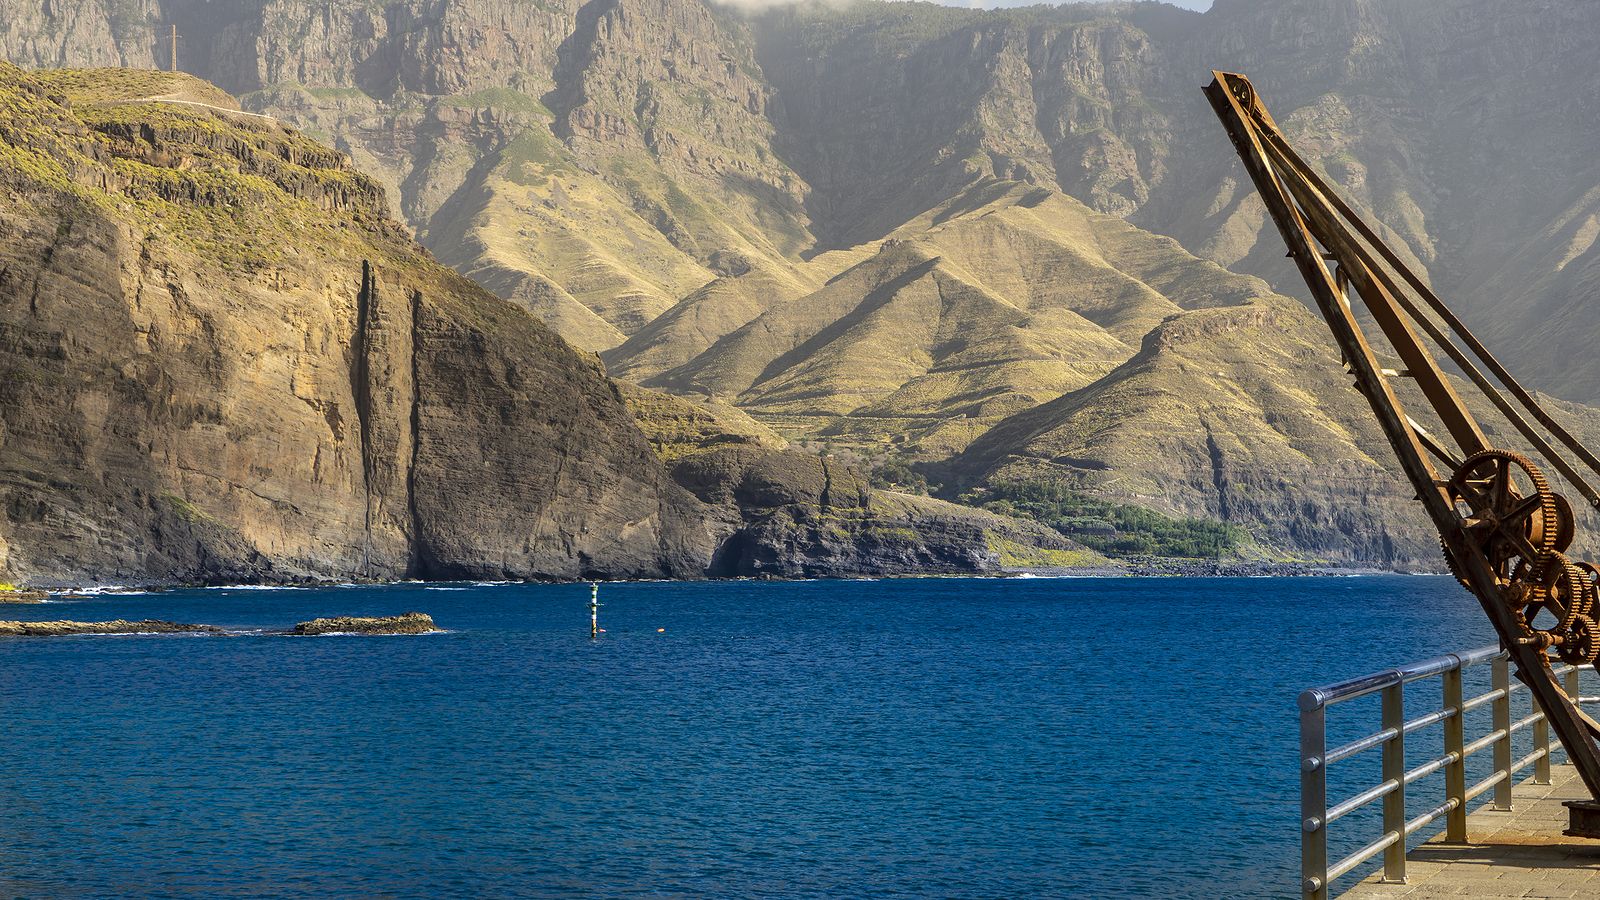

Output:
xmin=1204 ymin=71 xmax=1600 ymax=804
xmin=1252 ymin=121 xmax=1600 ymax=503
xmin=1254 ymin=125 xmax=1600 ymax=511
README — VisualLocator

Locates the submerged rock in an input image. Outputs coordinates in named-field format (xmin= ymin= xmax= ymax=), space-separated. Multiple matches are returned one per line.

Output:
xmin=290 ymin=612 xmax=438 ymax=636
xmin=0 ymin=619 xmax=222 ymax=636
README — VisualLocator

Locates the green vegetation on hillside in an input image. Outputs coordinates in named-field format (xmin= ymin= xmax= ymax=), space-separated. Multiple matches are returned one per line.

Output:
xmin=961 ymin=479 xmax=1248 ymax=559
xmin=868 ymin=458 xmax=928 ymax=495
xmin=29 ymin=67 xmax=237 ymax=107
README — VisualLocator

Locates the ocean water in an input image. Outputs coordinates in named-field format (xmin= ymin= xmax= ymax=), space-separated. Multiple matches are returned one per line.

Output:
xmin=0 ymin=576 xmax=1519 ymax=898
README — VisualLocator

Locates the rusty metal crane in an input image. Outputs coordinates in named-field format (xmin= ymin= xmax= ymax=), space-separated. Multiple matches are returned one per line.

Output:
xmin=1205 ymin=71 xmax=1600 ymax=835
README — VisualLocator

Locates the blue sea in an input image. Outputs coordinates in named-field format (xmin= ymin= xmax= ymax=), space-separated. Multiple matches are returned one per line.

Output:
xmin=0 ymin=576 xmax=1527 ymax=898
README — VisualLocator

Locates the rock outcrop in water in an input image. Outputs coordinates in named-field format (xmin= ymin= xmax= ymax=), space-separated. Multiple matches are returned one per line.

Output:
xmin=291 ymin=612 xmax=438 ymax=635
xmin=0 ymin=619 xmax=222 ymax=636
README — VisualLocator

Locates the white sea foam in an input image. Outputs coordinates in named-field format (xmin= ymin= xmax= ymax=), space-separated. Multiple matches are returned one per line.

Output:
xmin=203 ymin=584 xmax=307 ymax=591
xmin=286 ymin=629 xmax=451 ymax=637
xmin=425 ymin=587 xmax=467 ymax=592
xmin=52 ymin=585 xmax=152 ymax=596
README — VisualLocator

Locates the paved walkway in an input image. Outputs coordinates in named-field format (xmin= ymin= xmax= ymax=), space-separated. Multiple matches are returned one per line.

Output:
xmin=1342 ymin=764 xmax=1600 ymax=898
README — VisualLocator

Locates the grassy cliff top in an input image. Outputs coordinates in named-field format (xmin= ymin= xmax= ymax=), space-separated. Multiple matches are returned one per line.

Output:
xmin=0 ymin=63 xmax=396 ymax=271
xmin=28 ymin=67 xmax=239 ymax=108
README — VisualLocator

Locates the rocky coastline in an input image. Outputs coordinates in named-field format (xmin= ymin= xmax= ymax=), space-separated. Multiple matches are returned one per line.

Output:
xmin=11 ymin=557 xmax=1411 ymax=596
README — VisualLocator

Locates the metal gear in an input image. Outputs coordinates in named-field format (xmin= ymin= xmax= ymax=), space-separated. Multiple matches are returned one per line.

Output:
xmin=1554 ymin=493 xmax=1577 ymax=553
xmin=1447 ymin=449 xmax=1560 ymax=577
xmin=1522 ymin=552 xmax=1587 ymax=635
xmin=1560 ymin=614 xmax=1600 ymax=665
xmin=1576 ymin=560 xmax=1600 ymax=610
xmin=1441 ymin=537 xmax=1469 ymax=587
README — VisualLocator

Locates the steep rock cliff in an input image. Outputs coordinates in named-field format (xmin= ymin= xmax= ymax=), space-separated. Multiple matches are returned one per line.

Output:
xmin=0 ymin=64 xmax=709 ymax=584
xmin=8 ymin=0 xmax=1600 ymax=569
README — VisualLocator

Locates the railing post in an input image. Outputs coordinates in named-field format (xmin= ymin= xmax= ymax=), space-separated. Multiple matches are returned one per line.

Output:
xmin=1534 ymin=693 xmax=1553 ymax=785
xmin=1443 ymin=666 xmax=1468 ymax=842
xmin=1300 ymin=691 xmax=1328 ymax=900
xmin=1381 ymin=681 xmax=1407 ymax=883
xmin=1560 ymin=666 xmax=1582 ymax=765
xmin=1493 ymin=654 xmax=1513 ymax=810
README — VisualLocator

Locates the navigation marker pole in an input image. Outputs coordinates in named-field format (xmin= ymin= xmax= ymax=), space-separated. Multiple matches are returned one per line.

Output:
xmin=589 ymin=583 xmax=601 ymax=639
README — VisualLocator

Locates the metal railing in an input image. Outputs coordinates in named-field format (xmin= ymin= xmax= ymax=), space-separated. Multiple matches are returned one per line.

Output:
xmin=1299 ymin=645 xmax=1588 ymax=899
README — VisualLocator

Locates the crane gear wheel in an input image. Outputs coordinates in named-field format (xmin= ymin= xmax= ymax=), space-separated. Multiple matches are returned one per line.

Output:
xmin=1447 ymin=449 xmax=1560 ymax=575
xmin=1576 ymin=561 xmax=1600 ymax=618
xmin=1523 ymin=553 xmax=1587 ymax=635
xmin=1554 ymin=493 xmax=1577 ymax=553
xmin=1561 ymin=615 xmax=1600 ymax=666
xmin=1441 ymin=537 xmax=1469 ymax=587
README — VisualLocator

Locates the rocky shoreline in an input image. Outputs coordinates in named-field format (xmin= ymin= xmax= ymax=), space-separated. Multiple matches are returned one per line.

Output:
xmin=10 ymin=560 xmax=1416 ymax=595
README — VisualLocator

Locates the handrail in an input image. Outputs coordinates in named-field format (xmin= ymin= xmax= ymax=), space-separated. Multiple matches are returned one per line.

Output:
xmin=1300 ymin=645 xmax=1505 ymax=710
xmin=1299 ymin=645 xmax=1583 ymax=899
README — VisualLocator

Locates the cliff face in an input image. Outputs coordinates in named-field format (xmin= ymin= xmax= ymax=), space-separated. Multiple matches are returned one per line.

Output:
xmin=618 ymin=383 xmax=1098 ymax=576
xmin=753 ymin=0 xmax=1600 ymax=398
xmin=7 ymin=0 xmax=1600 ymax=570
xmin=0 ymin=64 xmax=708 ymax=584
xmin=0 ymin=64 xmax=1071 ymax=585
xmin=7 ymin=0 xmax=1597 ymax=378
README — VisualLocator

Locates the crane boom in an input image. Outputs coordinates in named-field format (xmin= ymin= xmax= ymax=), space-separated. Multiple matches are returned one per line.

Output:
xmin=1204 ymin=71 xmax=1600 ymax=826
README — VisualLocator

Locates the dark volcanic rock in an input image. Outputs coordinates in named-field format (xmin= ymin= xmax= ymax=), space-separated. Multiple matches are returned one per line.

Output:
xmin=674 ymin=447 xmax=1089 ymax=578
xmin=0 ymin=619 xmax=223 ymax=636
xmin=290 ymin=612 xmax=438 ymax=635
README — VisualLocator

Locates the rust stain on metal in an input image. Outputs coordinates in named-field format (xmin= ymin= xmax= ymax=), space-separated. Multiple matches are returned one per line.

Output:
xmin=1205 ymin=71 xmax=1600 ymax=809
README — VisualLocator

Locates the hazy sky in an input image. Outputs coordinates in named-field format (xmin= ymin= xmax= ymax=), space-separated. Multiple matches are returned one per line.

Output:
xmin=934 ymin=0 xmax=1212 ymax=8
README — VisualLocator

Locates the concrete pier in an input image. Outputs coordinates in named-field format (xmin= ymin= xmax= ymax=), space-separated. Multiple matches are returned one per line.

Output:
xmin=1342 ymin=764 xmax=1600 ymax=898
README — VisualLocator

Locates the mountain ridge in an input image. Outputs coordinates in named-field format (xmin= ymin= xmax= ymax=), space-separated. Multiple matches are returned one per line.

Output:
xmin=0 ymin=62 xmax=1078 ymax=586
xmin=5 ymin=0 xmax=1600 ymax=570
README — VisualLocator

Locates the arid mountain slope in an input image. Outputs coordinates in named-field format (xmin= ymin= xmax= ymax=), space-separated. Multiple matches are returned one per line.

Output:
xmin=0 ymin=64 xmax=710 ymax=584
xmin=7 ymin=0 xmax=1600 ymax=568
xmin=944 ymin=297 xmax=1434 ymax=566
xmin=641 ymin=183 xmax=1265 ymax=455
xmin=7 ymin=0 xmax=1597 ymax=393
xmin=0 ymin=64 xmax=1070 ymax=585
